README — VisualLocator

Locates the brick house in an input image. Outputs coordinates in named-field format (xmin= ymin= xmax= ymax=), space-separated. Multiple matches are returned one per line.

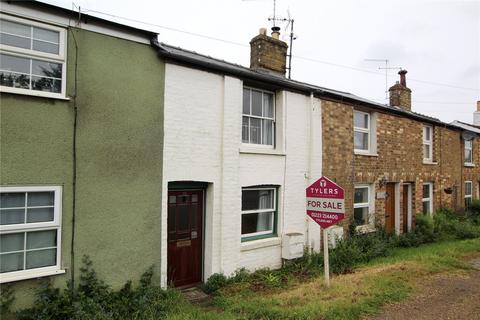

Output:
xmin=322 ymin=72 xmax=480 ymax=234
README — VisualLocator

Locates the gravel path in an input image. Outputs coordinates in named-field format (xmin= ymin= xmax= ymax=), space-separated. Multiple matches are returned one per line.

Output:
xmin=370 ymin=258 xmax=480 ymax=320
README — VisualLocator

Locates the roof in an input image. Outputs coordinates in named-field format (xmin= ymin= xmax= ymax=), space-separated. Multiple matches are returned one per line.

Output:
xmin=450 ymin=121 xmax=480 ymax=134
xmin=2 ymin=0 xmax=158 ymax=38
xmin=153 ymin=40 xmax=460 ymax=130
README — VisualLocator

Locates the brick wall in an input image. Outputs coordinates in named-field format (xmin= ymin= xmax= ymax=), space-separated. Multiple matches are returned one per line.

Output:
xmin=322 ymin=99 xmax=471 ymax=234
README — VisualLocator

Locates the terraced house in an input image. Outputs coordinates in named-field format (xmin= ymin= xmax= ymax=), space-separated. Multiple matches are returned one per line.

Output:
xmin=0 ymin=0 xmax=478 ymax=310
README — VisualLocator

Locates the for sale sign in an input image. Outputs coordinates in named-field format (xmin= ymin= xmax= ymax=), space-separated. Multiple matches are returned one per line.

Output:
xmin=306 ymin=176 xmax=345 ymax=228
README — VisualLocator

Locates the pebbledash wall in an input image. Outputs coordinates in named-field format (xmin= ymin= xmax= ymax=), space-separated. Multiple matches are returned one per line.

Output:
xmin=161 ymin=63 xmax=323 ymax=284
xmin=322 ymin=97 xmax=480 ymax=235
xmin=0 ymin=2 xmax=164 ymax=309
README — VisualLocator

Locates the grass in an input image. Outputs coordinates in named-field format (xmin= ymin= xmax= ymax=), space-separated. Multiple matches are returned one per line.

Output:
xmin=197 ymin=238 xmax=480 ymax=320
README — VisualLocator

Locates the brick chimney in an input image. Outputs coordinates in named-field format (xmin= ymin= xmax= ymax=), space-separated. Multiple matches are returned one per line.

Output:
xmin=250 ymin=27 xmax=288 ymax=76
xmin=389 ymin=69 xmax=412 ymax=111
xmin=474 ymin=101 xmax=480 ymax=126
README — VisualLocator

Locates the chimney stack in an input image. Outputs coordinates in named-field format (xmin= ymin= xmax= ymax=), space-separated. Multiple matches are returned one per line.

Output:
xmin=389 ymin=69 xmax=412 ymax=111
xmin=474 ymin=101 xmax=480 ymax=126
xmin=250 ymin=26 xmax=288 ymax=76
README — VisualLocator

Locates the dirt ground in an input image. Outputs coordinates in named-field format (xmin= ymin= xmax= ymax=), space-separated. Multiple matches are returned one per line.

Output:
xmin=370 ymin=258 xmax=480 ymax=320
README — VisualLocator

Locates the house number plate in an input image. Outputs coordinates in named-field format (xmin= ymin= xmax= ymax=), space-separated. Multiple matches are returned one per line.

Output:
xmin=177 ymin=240 xmax=191 ymax=248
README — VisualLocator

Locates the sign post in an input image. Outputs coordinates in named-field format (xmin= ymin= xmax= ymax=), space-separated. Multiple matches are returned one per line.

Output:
xmin=306 ymin=176 xmax=345 ymax=287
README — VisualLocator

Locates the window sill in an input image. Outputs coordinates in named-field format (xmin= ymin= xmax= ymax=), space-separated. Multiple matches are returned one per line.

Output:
xmin=241 ymin=237 xmax=281 ymax=252
xmin=0 ymin=268 xmax=66 ymax=284
xmin=464 ymin=163 xmax=475 ymax=168
xmin=354 ymin=152 xmax=378 ymax=157
xmin=423 ymin=161 xmax=438 ymax=165
xmin=240 ymin=147 xmax=286 ymax=156
xmin=1 ymin=87 xmax=70 ymax=101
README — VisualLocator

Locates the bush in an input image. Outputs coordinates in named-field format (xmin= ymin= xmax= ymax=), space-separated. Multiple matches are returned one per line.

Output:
xmin=467 ymin=200 xmax=480 ymax=225
xmin=329 ymin=238 xmax=362 ymax=274
xmin=453 ymin=221 xmax=480 ymax=239
xmin=202 ymin=273 xmax=229 ymax=294
xmin=415 ymin=214 xmax=436 ymax=243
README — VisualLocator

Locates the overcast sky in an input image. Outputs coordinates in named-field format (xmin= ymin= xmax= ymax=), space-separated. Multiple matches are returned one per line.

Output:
xmin=45 ymin=0 xmax=479 ymax=123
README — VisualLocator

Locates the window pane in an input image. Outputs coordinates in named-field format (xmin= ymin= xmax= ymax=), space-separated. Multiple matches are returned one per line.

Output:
xmin=1 ymin=233 xmax=25 ymax=253
xmin=354 ymin=188 xmax=368 ymax=204
xmin=354 ymin=112 xmax=368 ymax=129
xmin=0 ymin=71 xmax=30 ymax=89
xmin=0 ymin=33 xmax=30 ymax=49
xmin=0 ymin=20 xmax=31 ymax=38
xmin=26 ymin=248 xmax=56 ymax=269
xmin=465 ymin=183 xmax=472 ymax=195
xmin=0 ymin=252 xmax=24 ymax=273
xmin=27 ymin=192 xmax=54 ymax=207
xmin=26 ymin=230 xmax=56 ymax=250
xmin=251 ymin=90 xmax=262 ymax=116
xmin=423 ymin=127 xmax=431 ymax=141
xmin=354 ymin=131 xmax=368 ymax=150
xmin=0 ymin=54 xmax=30 ymax=74
xmin=0 ymin=209 xmax=25 ymax=225
xmin=423 ymin=144 xmax=431 ymax=159
xmin=191 ymin=206 xmax=197 ymax=230
xmin=27 ymin=207 xmax=54 ymax=223
xmin=1 ymin=193 xmax=25 ymax=208
xmin=243 ymin=89 xmax=250 ymax=114
xmin=263 ymin=93 xmax=273 ymax=118
xmin=32 ymin=40 xmax=59 ymax=55
xmin=249 ymin=118 xmax=261 ymax=144
xmin=465 ymin=198 xmax=472 ymax=208
xmin=262 ymin=119 xmax=273 ymax=145
xmin=33 ymin=27 xmax=59 ymax=44
xmin=422 ymin=184 xmax=430 ymax=199
xmin=354 ymin=207 xmax=368 ymax=225
xmin=465 ymin=149 xmax=472 ymax=163
xmin=241 ymin=211 xmax=273 ymax=235
xmin=32 ymin=76 xmax=61 ymax=93
xmin=465 ymin=140 xmax=472 ymax=149
xmin=177 ymin=205 xmax=189 ymax=232
xmin=242 ymin=116 xmax=249 ymax=143
xmin=242 ymin=189 xmax=274 ymax=210
xmin=422 ymin=201 xmax=430 ymax=214
xmin=31 ymin=60 xmax=62 ymax=79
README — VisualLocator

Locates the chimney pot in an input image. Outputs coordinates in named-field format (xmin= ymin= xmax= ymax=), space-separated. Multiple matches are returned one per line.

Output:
xmin=259 ymin=28 xmax=267 ymax=36
xmin=271 ymin=26 xmax=281 ymax=39
xmin=399 ymin=69 xmax=408 ymax=87
xmin=477 ymin=100 xmax=480 ymax=112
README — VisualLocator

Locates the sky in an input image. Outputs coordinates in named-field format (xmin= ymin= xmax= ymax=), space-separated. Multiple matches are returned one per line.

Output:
xmin=45 ymin=0 xmax=479 ymax=123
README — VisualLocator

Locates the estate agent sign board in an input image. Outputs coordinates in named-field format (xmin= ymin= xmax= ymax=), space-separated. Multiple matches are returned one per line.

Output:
xmin=306 ymin=176 xmax=345 ymax=228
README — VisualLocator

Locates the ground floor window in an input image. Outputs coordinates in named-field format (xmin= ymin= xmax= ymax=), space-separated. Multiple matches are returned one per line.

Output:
xmin=241 ymin=187 xmax=276 ymax=240
xmin=422 ymin=183 xmax=433 ymax=215
xmin=0 ymin=186 xmax=62 ymax=282
xmin=465 ymin=181 xmax=472 ymax=208
xmin=354 ymin=185 xmax=373 ymax=226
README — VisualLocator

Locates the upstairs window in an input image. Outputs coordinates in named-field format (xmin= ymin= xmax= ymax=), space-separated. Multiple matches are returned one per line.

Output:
xmin=242 ymin=88 xmax=275 ymax=146
xmin=0 ymin=15 xmax=66 ymax=98
xmin=423 ymin=126 xmax=433 ymax=162
xmin=353 ymin=111 xmax=370 ymax=152
xmin=464 ymin=139 xmax=473 ymax=165
xmin=465 ymin=181 xmax=472 ymax=208
xmin=241 ymin=187 xmax=276 ymax=240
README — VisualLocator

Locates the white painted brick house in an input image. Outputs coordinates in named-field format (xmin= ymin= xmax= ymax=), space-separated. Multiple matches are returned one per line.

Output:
xmin=157 ymin=29 xmax=324 ymax=287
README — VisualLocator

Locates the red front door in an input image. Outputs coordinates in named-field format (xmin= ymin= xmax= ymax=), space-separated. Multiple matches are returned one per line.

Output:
xmin=385 ymin=183 xmax=396 ymax=234
xmin=167 ymin=190 xmax=203 ymax=287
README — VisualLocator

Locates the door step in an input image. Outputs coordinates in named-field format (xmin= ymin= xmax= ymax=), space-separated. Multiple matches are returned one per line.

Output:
xmin=181 ymin=286 xmax=210 ymax=304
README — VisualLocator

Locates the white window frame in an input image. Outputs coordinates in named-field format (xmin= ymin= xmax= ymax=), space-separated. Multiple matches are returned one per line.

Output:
xmin=465 ymin=181 xmax=473 ymax=208
xmin=353 ymin=184 xmax=375 ymax=228
xmin=0 ymin=186 xmax=64 ymax=283
xmin=0 ymin=14 xmax=67 ymax=99
xmin=464 ymin=139 xmax=473 ymax=165
xmin=353 ymin=110 xmax=373 ymax=154
xmin=241 ymin=187 xmax=276 ymax=239
xmin=423 ymin=125 xmax=433 ymax=162
xmin=242 ymin=87 xmax=276 ymax=148
xmin=422 ymin=182 xmax=433 ymax=215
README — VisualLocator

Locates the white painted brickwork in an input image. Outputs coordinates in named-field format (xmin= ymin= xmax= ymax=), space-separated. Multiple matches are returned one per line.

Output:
xmin=162 ymin=63 xmax=323 ymax=286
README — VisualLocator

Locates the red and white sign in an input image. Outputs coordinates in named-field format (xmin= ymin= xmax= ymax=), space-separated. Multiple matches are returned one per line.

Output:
xmin=306 ymin=176 xmax=345 ymax=228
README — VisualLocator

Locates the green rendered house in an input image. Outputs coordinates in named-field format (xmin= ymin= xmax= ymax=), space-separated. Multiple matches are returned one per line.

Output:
xmin=0 ymin=1 xmax=164 ymax=308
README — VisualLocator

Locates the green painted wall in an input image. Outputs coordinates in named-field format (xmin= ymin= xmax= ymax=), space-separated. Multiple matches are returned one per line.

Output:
xmin=0 ymin=27 xmax=165 ymax=309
